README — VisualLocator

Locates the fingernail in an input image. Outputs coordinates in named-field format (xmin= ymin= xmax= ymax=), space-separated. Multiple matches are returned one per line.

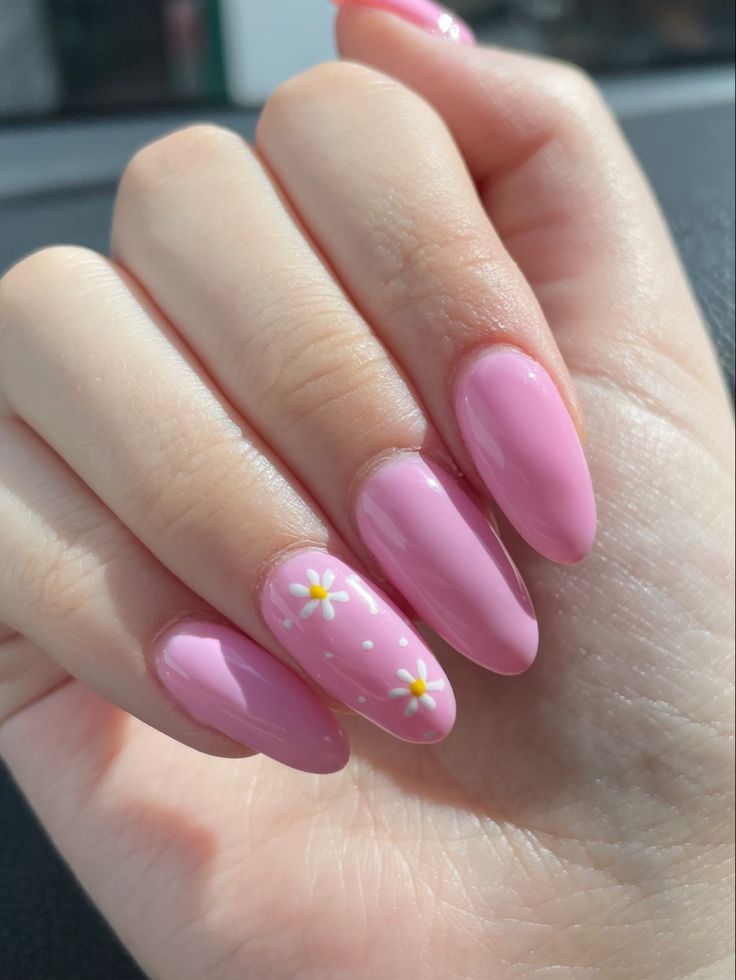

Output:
xmin=261 ymin=551 xmax=456 ymax=743
xmin=355 ymin=454 xmax=538 ymax=675
xmin=334 ymin=0 xmax=475 ymax=45
xmin=455 ymin=349 xmax=596 ymax=564
xmin=155 ymin=621 xmax=350 ymax=774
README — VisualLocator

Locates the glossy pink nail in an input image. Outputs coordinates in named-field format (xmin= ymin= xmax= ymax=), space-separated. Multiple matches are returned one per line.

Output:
xmin=356 ymin=455 xmax=537 ymax=675
xmin=261 ymin=551 xmax=456 ymax=743
xmin=455 ymin=349 xmax=596 ymax=564
xmin=334 ymin=0 xmax=475 ymax=44
xmin=155 ymin=621 xmax=349 ymax=774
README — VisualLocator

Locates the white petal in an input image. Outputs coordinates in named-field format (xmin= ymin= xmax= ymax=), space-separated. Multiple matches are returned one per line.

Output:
xmin=396 ymin=668 xmax=414 ymax=683
xmin=424 ymin=679 xmax=445 ymax=692
xmin=322 ymin=569 xmax=335 ymax=590
xmin=416 ymin=658 xmax=427 ymax=681
xmin=299 ymin=599 xmax=319 ymax=619
xmin=388 ymin=687 xmax=410 ymax=699
xmin=321 ymin=598 xmax=335 ymax=621
xmin=289 ymin=583 xmax=310 ymax=597
xmin=419 ymin=693 xmax=437 ymax=711
xmin=306 ymin=568 xmax=320 ymax=585
xmin=404 ymin=698 xmax=419 ymax=717
xmin=328 ymin=590 xmax=349 ymax=603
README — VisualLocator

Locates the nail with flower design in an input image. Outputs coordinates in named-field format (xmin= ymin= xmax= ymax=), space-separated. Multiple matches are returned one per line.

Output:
xmin=261 ymin=549 xmax=456 ymax=742
xmin=289 ymin=568 xmax=349 ymax=621
xmin=388 ymin=659 xmax=445 ymax=717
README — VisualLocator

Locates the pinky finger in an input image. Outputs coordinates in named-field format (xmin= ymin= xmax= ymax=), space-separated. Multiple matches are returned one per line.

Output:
xmin=0 ymin=419 xmax=349 ymax=774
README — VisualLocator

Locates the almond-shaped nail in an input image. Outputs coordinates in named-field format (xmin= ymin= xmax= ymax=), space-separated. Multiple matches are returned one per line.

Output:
xmin=155 ymin=621 xmax=350 ymax=774
xmin=334 ymin=0 xmax=475 ymax=44
xmin=455 ymin=349 xmax=596 ymax=564
xmin=261 ymin=551 xmax=456 ymax=743
xmin=355 ymin=455 xmax=538 ymax=675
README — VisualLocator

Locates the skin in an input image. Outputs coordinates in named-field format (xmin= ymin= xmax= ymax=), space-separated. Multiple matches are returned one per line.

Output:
xmin=0 ymin=8 xmax=733 ymax=979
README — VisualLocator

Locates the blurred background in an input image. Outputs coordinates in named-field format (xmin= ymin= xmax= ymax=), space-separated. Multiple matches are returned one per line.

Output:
xmin=1 ymin=0 xmax=734 ymax=118
xmin=0 ymin=2 xmax=734 ymax=979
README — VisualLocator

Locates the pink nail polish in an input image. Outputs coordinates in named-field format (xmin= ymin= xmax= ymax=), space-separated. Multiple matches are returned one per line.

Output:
xmin=356 ymin=455 xmax=537 ymax=675
xmin=155 ymin=621 xmax=350 ymax=774
xmin=334 ymin=0 xmax=475 ymax=45
xmin=455 ymin=349 xmax=596 ymax=564
xmin=261 ymin=551 xmax=456 ymax=743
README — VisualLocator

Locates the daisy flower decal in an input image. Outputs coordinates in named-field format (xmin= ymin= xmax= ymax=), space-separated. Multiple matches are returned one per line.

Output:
xmin=388 ymin=659 xmax=445 ymax=717
xmin=288 ymin=568 xmax=349 ymax=621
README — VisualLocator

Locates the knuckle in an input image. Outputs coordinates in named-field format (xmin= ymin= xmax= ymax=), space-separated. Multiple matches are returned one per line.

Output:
xmin=123 ymin=412 xmax=248 ymax=540
xmin=261 ymin=60 xmax=419 ymax=131
xmin=17 ymin=521 xmax=113 ymax=631
xmin=540 ymin=61 xmax=606 ymax=129
xmin=0 ymin=246 xmax=105 ymax=359
xmin=385 ymin=232 xmax=517 ymax=329
xmin=0 ymin=632 xmax=69 ymax=734
xmin=1 ymin=244 xmax=98 ymax=309
xmin=118 ymin=123 xmax=243 ymax=202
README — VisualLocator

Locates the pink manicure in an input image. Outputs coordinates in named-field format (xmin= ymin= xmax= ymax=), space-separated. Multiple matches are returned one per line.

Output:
xmin=455 ymin=349 xmax=596 ymax=564
xmin=334 ymin=0 xmax=475 ymax=45
xmin=261 ymin=551 xmax=456 ymax=743
xmin=155 ymin=621 xmax=349 ymax=774
xmin=356 ymin=455 xmax=537 ymax=675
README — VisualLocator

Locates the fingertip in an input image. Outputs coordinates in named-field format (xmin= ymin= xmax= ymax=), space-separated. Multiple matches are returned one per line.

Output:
xmin=155 ymin=621 xmax=351 ymax=775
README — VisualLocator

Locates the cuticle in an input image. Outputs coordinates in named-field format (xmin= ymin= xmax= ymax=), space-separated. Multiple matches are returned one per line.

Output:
xmin=255 ymin=539 xmax=350 ymax=602
xmin=449 ymin=341 xmax=534 ymax=397
xmin=345 ymin=445 xmax=470 ymax=537
xmin=450 ymin=342 xmax=584 ymax=442
xmin=149 ymin=610 xmax=234 ymax=659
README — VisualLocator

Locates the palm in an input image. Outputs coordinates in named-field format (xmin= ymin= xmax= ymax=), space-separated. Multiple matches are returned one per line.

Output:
xmin=8 ymin=345 xmax=732 ymax=979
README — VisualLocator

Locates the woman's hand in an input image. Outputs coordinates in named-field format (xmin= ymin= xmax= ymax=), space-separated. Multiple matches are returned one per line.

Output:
xmin=1 ymin=3 xmax=732 ymax=978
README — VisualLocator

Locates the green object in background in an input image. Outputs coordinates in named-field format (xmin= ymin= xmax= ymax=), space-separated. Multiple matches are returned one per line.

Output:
xmin=202 ymin=0 xmax=226 ymax=101
xmin=162 ymin=0 xmax=227 ymax=103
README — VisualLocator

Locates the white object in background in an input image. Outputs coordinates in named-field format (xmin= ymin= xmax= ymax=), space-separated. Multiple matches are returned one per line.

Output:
xmin=220 ymin=0 xmax=335 ymax=105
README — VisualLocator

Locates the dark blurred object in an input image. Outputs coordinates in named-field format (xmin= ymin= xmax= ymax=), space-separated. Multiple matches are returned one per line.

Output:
xmin=0 ymin=0 xmax=225 ymax=120
xmin=44 ymin=0 xmax=169 ymax=110
xmin=0 ymin=765 xmax=144 ymax=980
xmin=412 ymin=0 xmax=736 ymax=70
xmin=462 ymin=0 xmax=735 ymax=71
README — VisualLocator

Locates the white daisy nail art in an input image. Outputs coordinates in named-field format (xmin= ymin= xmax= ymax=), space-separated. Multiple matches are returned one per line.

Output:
xmin=288 ymin=568 xmax=349 ymax=622
xmin=263 ymin=551 xmax=456 ymax=742
xmin=388 ymin=659 xmax=445 ymax=717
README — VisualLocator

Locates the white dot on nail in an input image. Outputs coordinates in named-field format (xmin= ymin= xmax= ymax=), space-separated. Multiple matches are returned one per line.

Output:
xmin=358 ymin=696 xmax=367 ymax=704
xmin=324 ymin=651 xmax=334 ymax=659
xmin=283 ymin=619 xmax=293 ymax=629
xmin=423 ymin=730 xmax=437 ymax=740
xmin=361 ymin=640 xmax=374 ymax=650
xmin=399 ymin=637 xmax=409 ymax=647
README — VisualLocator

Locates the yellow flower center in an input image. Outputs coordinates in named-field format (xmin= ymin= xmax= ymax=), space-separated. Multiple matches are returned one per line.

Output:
xmin=309 ymin=584 xmax=328 ymax=600
xmin=409 ymin=678 xmax=426 ymax=698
